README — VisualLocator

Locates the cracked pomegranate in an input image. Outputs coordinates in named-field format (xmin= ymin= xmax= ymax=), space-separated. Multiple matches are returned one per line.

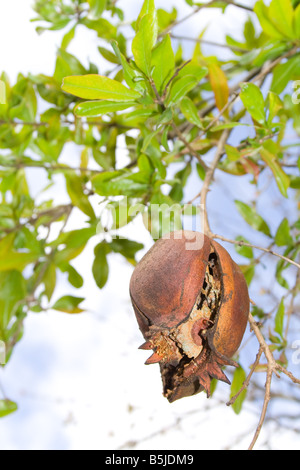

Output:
xmin=130 ymin=231 xmax=249 ymax=402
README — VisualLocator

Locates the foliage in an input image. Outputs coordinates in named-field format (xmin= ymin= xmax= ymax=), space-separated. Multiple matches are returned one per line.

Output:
xmin=0 ymin=0 xmax=299 ymax=436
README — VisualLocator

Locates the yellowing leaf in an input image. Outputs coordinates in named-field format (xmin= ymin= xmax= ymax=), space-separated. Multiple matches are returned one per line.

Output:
xmin=254 ymin=0 xmax=284 ymax=39
xmin=208 ymin=63 xmax=229 ymax=113
xmin=268 ymin=0 xmax=294 ymax=39
xmin=0 ymin=80 xmax=6 ymax=104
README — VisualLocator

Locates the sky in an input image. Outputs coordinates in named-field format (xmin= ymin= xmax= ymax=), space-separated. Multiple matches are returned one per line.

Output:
xmin=0 ymin=0 xmax=299 ymax=451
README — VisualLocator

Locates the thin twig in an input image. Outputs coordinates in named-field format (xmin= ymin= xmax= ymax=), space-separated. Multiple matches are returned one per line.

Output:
xmin=210 ymin=234 xmax=300 ymax=270
xmin=224 ymin=0 xmax=254 ymax=12
xmin=0 ymin=204 xmax=73 ymax=237
xmin=227 ymin=347 xmax=263 ymax=407
xmin=161 ymin=1 xmax=216 ymax=35
xmin=200 ymin=130 xmax=230 ymax=235
xmin=171 ymin=123 xmax=208 ymax=171
xmin=170 ymin=34 xmax=249 ymax=53
xmin=161 ymin=60 xmax=192 ymax=101
xmin=247 ymin=314 xmax=300 ymax=449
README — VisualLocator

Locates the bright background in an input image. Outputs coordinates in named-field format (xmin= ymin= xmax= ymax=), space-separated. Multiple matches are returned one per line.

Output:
xmin=0 ymin=0 xmax=299 ymax=450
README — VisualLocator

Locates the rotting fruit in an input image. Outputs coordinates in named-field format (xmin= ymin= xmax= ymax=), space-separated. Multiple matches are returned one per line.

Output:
xmin=130 ymin=230 xmax=249 ymax=403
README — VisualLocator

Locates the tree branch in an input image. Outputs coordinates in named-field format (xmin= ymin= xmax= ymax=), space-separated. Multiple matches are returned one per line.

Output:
xmin=247 ymin=314 xmax=300 ymax=449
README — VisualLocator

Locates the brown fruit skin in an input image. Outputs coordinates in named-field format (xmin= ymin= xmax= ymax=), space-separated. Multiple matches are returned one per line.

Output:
xmin=130 ymin=231 xmax=210 ymax=330
xmin=130 ymin=230 xmax=249 ymax=402
xmin=208 ymin=239 xmax=250 ymax=358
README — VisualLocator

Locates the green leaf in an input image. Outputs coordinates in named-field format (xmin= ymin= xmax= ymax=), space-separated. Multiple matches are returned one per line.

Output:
xmin=161 ymin=125 xmax=171 ymax=152
xmin=111 ymin=41 xmax=146 ymax=94
xmin=43 ymin=262 xmax=56 ymax=301
xmin=268 ymin=0 xmax=294 ymax=39
xmin=240 ymin=83 xmax=266 ymax=125
xmin=0 ymin=252 xmax=39 ymax=272
xmin=151 ymin=35 xmax=175 ymax=93
xmin=180 ymin=97 xmax=203 ymax=127
xmin=234 ymin=236 xmax=254 ymax=259
xmin=275 ymin=218 xmax=293 ymax=246
xmin=235 ymin=200 xmax=271 ymax=236
xmin=52 ymin=227 xmax=95 ymax=251
xmin=58 ymin=263 xmax=84 ymax=289
xmin=132 ymin=10 xmax=158 ymax=76
xmin=177 ymin=63 xmax=208 ymax=81
xmin=137 ymin=0 xmax=156 ymax=27
xmin=225 ymin=144 xmax=241 ymax=162
xmin=0 ymin=400 xmax=18 ymax=418
xmin=110 ymin=238 xmax=144 ymax=265
xmin=61 ymin=25 xmax=76 ymax=50
xmin=244 ymin=17 xmax=256 ymax=48
xmin=0 ymin=270 xmax=26 ymax=329
xmin=98 ymin=46 xmax=119 ymax=64
xmin=62 ymin=75 xmax=142 ymax=101
xmin=290 ymin=176 xmax=300 ymax=189
xmin=211 ymin=122 xmax=250 ymax=132
xmin=274 ymin=297 xmax=285 ymax=338
xmin=92 ymin=242 xmax=110 ymax=288
xmin=271 ymin=56 xmax=300 ymax=95
xmin=88 ymin=0 xmax=107 ymax=18
xmin=52 ymin=295 xmax=85 ymax=314
xmin=10 ymin=80 xmax=37 ymax=122
xmin=74 ymin=100 xmax=136 ymax=118
xmin=295 ymin=4 xmax=300 ymax=38
xmin=83 ymin=18 xmax=117 ymax=40
xmin=65 ymin=173 xmax=95 ymax=219
xmin=230 ymin=367 xmax=247 ymax=415
xmin=169 ymin=163 xmax=192 ymax=202
xmin=0 ymin=80 xmax=6 ymax=104
xmin=260 ymin=142 xmax=290 ymax=198
xmin=54 ymin=49 xmax=86 ymax=86
xmin=92 ymin=171 xmax=149 ymax=197
xmin=239 ymin=264 xmax=255 ymax=286
xmin=167 ymin=75 xmax=198 ymax=105
xmin=141 ymin=129 xmax=161 ymax=152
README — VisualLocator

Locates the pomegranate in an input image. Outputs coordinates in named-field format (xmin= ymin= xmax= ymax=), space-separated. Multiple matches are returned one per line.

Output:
xmin=130 ymin=231 xmax=249 ymax=402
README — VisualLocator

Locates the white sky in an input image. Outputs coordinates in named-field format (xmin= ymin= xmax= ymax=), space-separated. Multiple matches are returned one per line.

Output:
xmin=0 ymin=0 xmax=299 ymax=451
